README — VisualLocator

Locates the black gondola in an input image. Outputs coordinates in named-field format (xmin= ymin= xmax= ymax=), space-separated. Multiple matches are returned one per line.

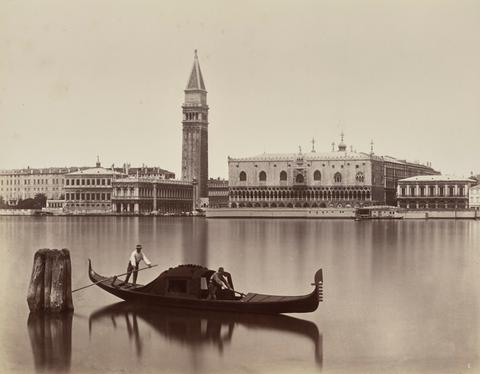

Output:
xmin=88 ymin=260 xmax=324 ymax=314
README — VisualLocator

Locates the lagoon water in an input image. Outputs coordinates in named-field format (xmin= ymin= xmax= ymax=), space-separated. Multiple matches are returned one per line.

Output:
xmin=0 ymin=217 xmax=478 ymax=373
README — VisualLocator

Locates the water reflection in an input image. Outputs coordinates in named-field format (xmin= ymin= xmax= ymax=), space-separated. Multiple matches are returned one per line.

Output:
xmin=89 ymin=302 xmax=323 ymax=368
xmin=27 ymin=312 xmax=73 ymax=373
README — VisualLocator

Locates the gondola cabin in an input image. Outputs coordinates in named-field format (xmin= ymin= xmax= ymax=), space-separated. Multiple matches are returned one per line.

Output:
xmin=139 ymin=265 xmax=238 ymax=300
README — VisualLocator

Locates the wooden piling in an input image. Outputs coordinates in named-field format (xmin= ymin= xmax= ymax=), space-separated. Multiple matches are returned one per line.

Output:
xmin=27 ymin=248 xmax=74 ymax=313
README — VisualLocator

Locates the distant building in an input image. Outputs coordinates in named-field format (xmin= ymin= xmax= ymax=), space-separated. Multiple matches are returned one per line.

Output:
xmin=382 ymin=156 xmax=438 ymax=205
xmin=469 ymin=185 xmax=480 ymax=210
xmin=111 ymin=177 xmax=194 ymax=214
xmin=115 ymin=163 xmax=175 ymax=179
xmin=0 ymin=166 xmax=86 ymax=205
xmin=397 ymin=175 xmax=475 ymax=209
xmin=63 ymin=160 xmax=126 ymax=214
xmin=208 ymin=178 xmax=229 ymax=208
xmin=228 ymin=134 xmax=437 ymax=209
xmin=181 ymin=50 xmax=209 ymax=207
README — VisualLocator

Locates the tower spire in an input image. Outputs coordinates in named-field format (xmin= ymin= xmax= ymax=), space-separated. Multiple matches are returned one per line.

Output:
xmin=186 ymin=50 xmax=206 ymax=91
xmin=311 ymin=137 xmax=316 ymax=152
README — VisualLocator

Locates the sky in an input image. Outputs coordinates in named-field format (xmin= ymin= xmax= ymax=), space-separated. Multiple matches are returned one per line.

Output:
xmin=1 ymin=0 xmax=479 ymax=178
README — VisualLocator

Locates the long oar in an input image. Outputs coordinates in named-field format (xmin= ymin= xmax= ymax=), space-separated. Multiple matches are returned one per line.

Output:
xmin=72 ymin=264 xmax=158 ymax=293
xmin=231 ymin=289 xmax=247 ymax=297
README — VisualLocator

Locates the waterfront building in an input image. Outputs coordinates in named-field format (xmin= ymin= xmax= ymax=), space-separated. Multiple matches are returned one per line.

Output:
xmin=208 ymin=178 xmax=229 ymax=208
xmin=397 ymin=175 xmax=475 ymax=209
xmin=111 ymin=177 xmax=194 ymax=214
xmin=63 ymin=160 xmax=126 ymax=214
xmin=382 ymin=156 xmax=438 ymax=205
xmin=181 ymin=50 xmax=209 ymax=207
xmin=468 ymin=184 xmax=480 ymax=210
xmin=228 ymin=135 xmax=438 ymax=209
xmin=0 ymin=167 xmax=85 ymax=205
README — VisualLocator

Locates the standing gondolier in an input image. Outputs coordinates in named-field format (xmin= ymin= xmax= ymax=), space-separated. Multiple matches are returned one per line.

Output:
xmin=119 ymin=244 xmax=152 ymax=286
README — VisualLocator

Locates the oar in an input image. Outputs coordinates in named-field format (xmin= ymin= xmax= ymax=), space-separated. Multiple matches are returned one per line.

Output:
xmin=231 ymin=289 xmax=247 ymax=297
xmin=72 ymin=264 xmax=158 ymax=293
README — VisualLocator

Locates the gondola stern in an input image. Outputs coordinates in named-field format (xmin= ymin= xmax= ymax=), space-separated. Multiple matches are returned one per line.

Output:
xmin=311 ymin=268 xmax=324 ymax=303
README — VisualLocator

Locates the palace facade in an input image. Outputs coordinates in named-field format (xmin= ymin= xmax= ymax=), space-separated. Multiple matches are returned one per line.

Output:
xmin=111 ymin=177 xmax=194 ymax=214
xmin=0 ymin=167 xmax=85 ymax=205
xmin=63 ymin=161 xmax=126 ymax=214
xmin=228 ymin=136 xmax=438 ymax=208
xmin=397 ymin=175 xmax=475 ymax=209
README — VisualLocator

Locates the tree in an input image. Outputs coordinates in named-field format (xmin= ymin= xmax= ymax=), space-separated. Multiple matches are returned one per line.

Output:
xmin=33 ymin=194 xmax=47 ymax=209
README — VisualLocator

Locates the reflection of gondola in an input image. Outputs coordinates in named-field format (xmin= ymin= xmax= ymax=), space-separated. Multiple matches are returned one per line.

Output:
xmin=27 ymin=312 xmax=73 ymax=372
xmin=89 ymin=302 xmax=323 ymax=367
xmin=88 ymin=261 xmax=324 ymax=314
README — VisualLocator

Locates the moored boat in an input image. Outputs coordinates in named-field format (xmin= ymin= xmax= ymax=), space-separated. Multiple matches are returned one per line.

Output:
xmin=88 ymin=261 xmax=324 ymax=314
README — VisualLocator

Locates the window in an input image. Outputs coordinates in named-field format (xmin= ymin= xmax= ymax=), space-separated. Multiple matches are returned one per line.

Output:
xmin=259 ymin=171 xmax=267 ymax=181
xmin=87 ymin=179 xmax=90 ymax=185
xmin=66 ymin=179 xmax=70 ymax=186
xmin=313 ymin=170 xmax=321 ymax=181
xmin=280 ymin=171 xmax=287 ymax=181
xmin=356 ymin=172 xmax=365 ymax=183
xmin=102 ymin=179 xmax=105 ymax=186
xmin=401 ymin=187 xmax=406 ymax=196
xmin=296 ymin=174 xmax=304 ymax=183
xmin=239 ymin=171 xmax=247 ymax=181
xmin=76 ymin=179 xmax=80 ymax=185
xmin=167 ymin=279 xmax=188 ymax=294
xmin=334 ymin=172 xmax=342 ymax=183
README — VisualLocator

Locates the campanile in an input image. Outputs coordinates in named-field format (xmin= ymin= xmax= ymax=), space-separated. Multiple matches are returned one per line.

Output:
xmin=182 ymin=50 xmax=209 ymax=206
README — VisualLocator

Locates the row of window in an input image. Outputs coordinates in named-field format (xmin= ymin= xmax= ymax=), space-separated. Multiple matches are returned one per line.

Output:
xmin=66 ymin=178 xmax=111 ymax=186
xmin=0 ymin=179 xmax=62 ymax=185
xmin=239 ymin=171 xmax=365 ymax=184
xmin=400 ymin=186 xmax=465 ymax=197
xmin=66 ymin=192 xmax=111 ymax=201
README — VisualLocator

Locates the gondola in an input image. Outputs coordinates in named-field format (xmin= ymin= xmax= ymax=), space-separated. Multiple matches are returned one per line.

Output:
xmin=88 ymin=260 xmax=324 ymax=314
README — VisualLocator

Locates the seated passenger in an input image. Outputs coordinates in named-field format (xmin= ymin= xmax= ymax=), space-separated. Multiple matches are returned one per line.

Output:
xmin=207 ymin=267 xmax=232 ymax=300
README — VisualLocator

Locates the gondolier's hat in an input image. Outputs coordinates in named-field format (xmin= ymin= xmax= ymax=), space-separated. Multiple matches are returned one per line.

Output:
xmin=218 ymin=267 xmax=224 ymax=273
xmin=136 ymin=244 xmax=142 ymax=250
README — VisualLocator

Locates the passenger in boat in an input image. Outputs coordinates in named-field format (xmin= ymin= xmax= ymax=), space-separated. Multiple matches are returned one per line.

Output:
xmin=207 ymin=267 xmax=232 ymax=300
xmin=119 ymin=244 xmax=152 ymax=286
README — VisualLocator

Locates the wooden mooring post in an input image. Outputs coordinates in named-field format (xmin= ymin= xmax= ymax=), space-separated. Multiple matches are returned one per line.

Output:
xmin=27 ymin=248 xmax=74 ymax=313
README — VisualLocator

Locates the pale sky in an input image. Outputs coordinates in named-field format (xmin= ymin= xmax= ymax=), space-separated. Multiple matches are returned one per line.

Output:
xmin=1 ymin=0 xmax=479 ymax=178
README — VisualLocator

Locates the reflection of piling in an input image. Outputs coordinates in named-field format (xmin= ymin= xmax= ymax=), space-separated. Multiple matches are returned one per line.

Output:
xmin=27 ymin=249 xmax=74 ymax=312
xmin=27 ymin=312 xmax=73 ymax=372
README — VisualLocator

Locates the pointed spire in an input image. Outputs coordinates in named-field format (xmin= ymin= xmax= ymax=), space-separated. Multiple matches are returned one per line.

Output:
xmin=370 ymin=140 xmax=374 ymax=155
xmin=186 ymin=49 xmax=206 ymax=90
xmin=311 ymin=137 xmax=316 ymax=152
xmin=96 ymin=155 xmax=101 ymax=168
xmin=338 ymin=131 xmax=347 ymax=152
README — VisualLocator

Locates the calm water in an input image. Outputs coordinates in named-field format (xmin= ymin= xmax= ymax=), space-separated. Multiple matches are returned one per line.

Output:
xmin=0 ymin=217 xmax=478 ymax=374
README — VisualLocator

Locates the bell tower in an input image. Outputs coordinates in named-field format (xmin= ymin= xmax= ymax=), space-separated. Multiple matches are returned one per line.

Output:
xmin=182 ymin=50 xmax=209 ymax=206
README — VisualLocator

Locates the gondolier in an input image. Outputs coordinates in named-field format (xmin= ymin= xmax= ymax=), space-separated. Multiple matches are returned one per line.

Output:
xmin=119 ymin=244 xmax=152 ymax=286
xmin=207 ymin=267 xmax=232 ymax=300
